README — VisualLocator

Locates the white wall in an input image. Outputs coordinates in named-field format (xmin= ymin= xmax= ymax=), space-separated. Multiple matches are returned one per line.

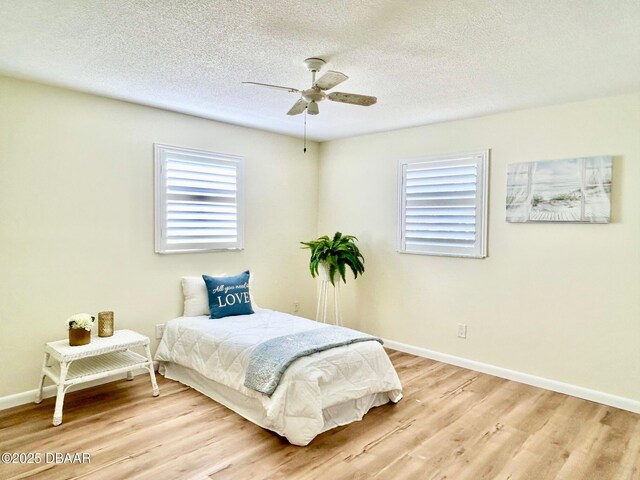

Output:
xmin=318 ymin=93 xmax=640 ymax=401
xmin=0 ymin=76 xmax=320 ymax=397
xmin=2 ymin=75 xmax=638 ymax=405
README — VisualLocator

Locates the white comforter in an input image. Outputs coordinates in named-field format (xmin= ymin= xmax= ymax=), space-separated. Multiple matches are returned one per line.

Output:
xmin=154 ymin=309 xmax=402 ymax=445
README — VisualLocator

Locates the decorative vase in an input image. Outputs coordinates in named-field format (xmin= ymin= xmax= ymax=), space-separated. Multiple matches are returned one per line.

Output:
xmin=69 ymin=328 xmax=91 ymax=346
xmin=98 ymin=311 xmax=114 ymax=337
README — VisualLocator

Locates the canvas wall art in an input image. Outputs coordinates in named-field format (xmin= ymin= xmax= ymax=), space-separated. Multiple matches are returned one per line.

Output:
xmin=506 ymin=156 xmax=612 ymax=223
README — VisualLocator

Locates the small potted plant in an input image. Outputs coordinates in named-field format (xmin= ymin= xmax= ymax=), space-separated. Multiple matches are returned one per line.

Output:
xmin=67 ymin=313 xmax=95 ymax=346
xmin=301 ymin=232 xmax=365 ymax=285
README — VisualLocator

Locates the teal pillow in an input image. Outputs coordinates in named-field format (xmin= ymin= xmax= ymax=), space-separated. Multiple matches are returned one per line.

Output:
xmin=203 ymin=271 xmax=254 ymax=319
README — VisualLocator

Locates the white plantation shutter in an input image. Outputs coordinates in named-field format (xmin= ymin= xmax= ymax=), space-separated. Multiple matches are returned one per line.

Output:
xmin=155 ymin=144 xmax=244 ymax=253
xmin=398 ymin=151 xmax=489 ymax=258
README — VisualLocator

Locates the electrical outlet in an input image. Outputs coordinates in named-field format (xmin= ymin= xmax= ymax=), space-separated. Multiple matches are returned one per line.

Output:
xmin=457 ymin=324 xmax=467 ymax=339
xmin=293 ymin=301 xmax=300 ymax=313
xmin=155 ymin=324 xmax=165 ymax=339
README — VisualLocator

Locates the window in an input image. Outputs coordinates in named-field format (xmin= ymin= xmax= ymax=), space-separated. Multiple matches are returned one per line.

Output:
xmin=154 ymin=144 xmax=244 ymax=253
xmin=398 ymin=150 xmax=489 ymax=258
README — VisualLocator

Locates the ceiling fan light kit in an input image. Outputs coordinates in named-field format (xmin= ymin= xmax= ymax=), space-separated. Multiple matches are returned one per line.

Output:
xmin=307 ymin=101 xmax=319 ymax=115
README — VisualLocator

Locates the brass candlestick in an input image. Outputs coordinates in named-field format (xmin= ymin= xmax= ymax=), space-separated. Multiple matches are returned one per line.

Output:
xmin=98 ymin=311 xmax=114 ymax=337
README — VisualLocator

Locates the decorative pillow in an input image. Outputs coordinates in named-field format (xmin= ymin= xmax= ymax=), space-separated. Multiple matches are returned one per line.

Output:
xmin=203 ymin=271 xmax=255 ymax=319
xmin=182 ymin=275 xmax=225 ymax=317
xmin=182 ymin=274 xmax=260 ymax=317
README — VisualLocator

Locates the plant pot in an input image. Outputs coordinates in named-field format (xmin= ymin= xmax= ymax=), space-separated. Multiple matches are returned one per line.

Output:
xmin=69 ymin=328 xmax=91 ymax=346
xmin=316 ymin=262 xmax=343 ymax=326
xmin=318 ymin=262 xmax=340 ymax=284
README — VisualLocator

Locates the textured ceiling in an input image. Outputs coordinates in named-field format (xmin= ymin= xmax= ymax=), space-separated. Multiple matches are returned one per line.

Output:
xmin=1 ymin=1 xmax=639 ymax=141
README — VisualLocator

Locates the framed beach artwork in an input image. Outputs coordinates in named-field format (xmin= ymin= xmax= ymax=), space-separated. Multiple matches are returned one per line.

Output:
xmin=506 ymin=156 xmax=612 ymax=223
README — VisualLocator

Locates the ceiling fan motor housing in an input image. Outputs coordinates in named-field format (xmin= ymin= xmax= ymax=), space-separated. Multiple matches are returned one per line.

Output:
xmin=302 ymin=88 xmax=326 ymax=103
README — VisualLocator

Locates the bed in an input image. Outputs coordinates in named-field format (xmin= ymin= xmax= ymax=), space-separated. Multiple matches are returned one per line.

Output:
xmin=154 ymin=308 xmax=403 ymax=446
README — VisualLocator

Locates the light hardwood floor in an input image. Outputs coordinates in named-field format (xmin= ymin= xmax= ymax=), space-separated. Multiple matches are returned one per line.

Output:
xmin=0 ymin=350 xmax=638 ymax=480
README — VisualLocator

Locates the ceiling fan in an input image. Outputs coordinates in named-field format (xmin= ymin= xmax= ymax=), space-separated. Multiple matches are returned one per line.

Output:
xmin=242 ymin=57 xmax=377 ymax=116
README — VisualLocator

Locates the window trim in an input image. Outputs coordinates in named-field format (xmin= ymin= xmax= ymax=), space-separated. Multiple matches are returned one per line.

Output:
xmin=397 ymin=150 xmax=489 ymax=258
xmin=154 ymin=143 xmax=245 ymax=254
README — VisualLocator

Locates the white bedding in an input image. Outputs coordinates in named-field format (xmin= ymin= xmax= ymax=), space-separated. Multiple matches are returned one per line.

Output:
xmin=154 ymin=309 xmax=403 ymax=445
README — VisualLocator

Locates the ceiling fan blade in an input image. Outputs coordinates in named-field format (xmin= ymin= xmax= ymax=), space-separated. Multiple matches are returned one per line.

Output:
xmin=314 ymin=71 xmax=348 ymax=90
xmin=287 ymin=98 xmax=308 ymax=116
xmin=327 ymin=92 xmax=377 ymax=106
xmin=242 ymin=82 xmax=300 ymax=94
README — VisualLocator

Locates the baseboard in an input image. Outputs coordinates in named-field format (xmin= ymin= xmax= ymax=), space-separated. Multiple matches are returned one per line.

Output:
xmin=384 ymin=339 xmax=640 ymax=414
xmin=0 ymin=362 xmax=159 ymax=411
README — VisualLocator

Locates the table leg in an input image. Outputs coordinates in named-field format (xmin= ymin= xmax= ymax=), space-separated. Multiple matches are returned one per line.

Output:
xmin=35 ymin=352 xmax=49 ymax=404
xmin=145 ymin=344 xmax=159 ymax=397
xmin=52 ymin=361 xmax=69 ymax=426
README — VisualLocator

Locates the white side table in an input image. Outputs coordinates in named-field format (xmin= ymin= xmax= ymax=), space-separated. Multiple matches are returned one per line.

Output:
xmin=35 ymin=329 xmax=159 ymax=426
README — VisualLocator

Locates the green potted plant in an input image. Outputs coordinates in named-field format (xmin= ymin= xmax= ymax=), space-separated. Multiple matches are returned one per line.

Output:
xmin=301 ymin=232 xmax=365 ymax=286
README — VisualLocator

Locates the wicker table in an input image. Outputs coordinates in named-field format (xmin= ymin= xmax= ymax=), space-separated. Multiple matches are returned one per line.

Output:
xmin=35 ymin=329 xmax=159 ymax=426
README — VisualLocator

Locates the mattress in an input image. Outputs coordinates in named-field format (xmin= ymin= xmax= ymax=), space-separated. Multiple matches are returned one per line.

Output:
xmin=154 ymin=309 xmax=403 ymax=445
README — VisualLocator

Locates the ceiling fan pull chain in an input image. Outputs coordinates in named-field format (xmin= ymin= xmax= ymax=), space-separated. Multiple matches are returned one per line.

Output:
xmin=303 ymin=109 xmax=307 ymax=154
